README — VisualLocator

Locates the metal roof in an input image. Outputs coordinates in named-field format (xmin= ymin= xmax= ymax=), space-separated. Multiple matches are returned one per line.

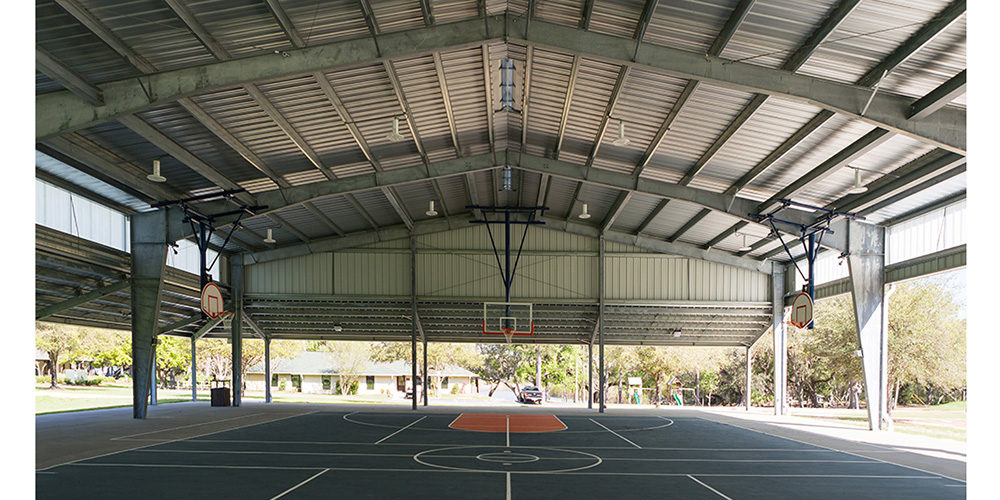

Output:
xmin=35 ymin=0 xmax=965 ymax=341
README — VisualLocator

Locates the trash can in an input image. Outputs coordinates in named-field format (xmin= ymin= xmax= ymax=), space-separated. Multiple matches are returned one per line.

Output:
xmin=210 ymin=378 xmax=231 ymax=407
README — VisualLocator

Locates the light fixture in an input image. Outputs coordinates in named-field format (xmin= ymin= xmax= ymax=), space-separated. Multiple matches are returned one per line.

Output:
xmin=425 ymin=200 xmax=438 ymax=217
xmin=578 ymin=202 xmax=591 ymax=219
xmin=611 ymin=121 xmax=630 ymax=146
xmin=147 ymin=159 xmax=166 ymax=183
xmin=848 ymin=168 xmax=867 ymax=194
xmin=672 ymin=329 xmax=682 ymax=337
xmin=738 ymin=233 xmax=753 ymax=252
xmin=386 ymin=116 xmax=405 ymax=143
xmin=263 ymin=228 xmax=276 ymax=244
xmin=333 ymin=325 xmax=343 ymax=332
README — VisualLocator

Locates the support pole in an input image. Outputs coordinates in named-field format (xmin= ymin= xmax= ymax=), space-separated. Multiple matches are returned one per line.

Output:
xmin=231 ymin=255 xmax=244 ymax=407
xmin=150 ymin=347 xmax=157 ymax=406
xmin=264 ymin=336 xmax=272 ymax=403
xmin=191 ymin=337 xmax=197 ymax=401
xmin=587 ymin=342 xmax=593 ymax=409
xmin=772 ymin=262 xmax=787 ymax=416
xmin=745 ymin=346 xmax=752 ymax=411
xmin=410 ymin=235 xmax=418 ymax=411
xmin=598 ymin=236 xmax=605 ymax=413
xmin=846 ymin=220 xmax=889 ymax=430
xmin=422 ymin=335 xmax=428 ymax=406
xmin=129 ymin=211 xmax=168 ymax=419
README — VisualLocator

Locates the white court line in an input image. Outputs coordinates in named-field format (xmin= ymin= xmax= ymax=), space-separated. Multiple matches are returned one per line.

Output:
xmin=589 ymin=418 xmax=640 ymax=448
xmin=36 ymin=410 xmax=318 ymax=472
xmin=61 ymin=462 xmax=943 ymax=479
xmin=687 ymin=475 xmax=733 ymax=500
xmin=270 ymin=468 xmax=329 ymax=500
xmin=506 ymin=416 xmax=510 ymax=448
xmin=375 ymin=416 xmax=427 ymax=445
xmin=506 ymin=472 xmax=511 ymax=500
xmin=703 ymin=416 xmax=967 ymax=483
xmin=111 ymin=413 xmax=263 ymax=440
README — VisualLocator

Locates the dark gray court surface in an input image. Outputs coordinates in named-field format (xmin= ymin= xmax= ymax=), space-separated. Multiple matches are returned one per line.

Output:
xmin=36 ymin=411 xmax=965 ymax=499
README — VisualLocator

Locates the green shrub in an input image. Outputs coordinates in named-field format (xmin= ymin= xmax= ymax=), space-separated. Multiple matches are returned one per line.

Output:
xmin=36 ymin=375 xmax=51 ymax=384
xmin=279 ymin=380 xmax=287 ymax=391
xmin=451 ymin=385 xmax=460 ymax=394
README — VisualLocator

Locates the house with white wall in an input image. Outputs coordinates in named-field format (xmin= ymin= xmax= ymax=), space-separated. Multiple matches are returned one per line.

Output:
xmin=245 ymin=351 xmax=480 ymax=397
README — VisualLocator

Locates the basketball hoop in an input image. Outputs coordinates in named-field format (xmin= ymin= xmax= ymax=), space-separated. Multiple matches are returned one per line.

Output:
xmin=501 ymin=327 xmax=515 ymax=344
xmin=218 ymin=311 xmax=234 ymax=331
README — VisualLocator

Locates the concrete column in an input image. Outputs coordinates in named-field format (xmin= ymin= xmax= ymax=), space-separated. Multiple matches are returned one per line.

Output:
xmin=231 ymin=255 xmax=244 ymax=407
xmin=745 ymin=346 xmax=752 ymax=411
xmin=772 ymin=262 xmax=787 ymax=416
xmin=846 ymin=221 xmax=889 ymax=431
xmin=264 ymin=336 xmax=272 ymax=403
xmin=191 ymin=337 xmax=197 ymax=401
xmin=410 ymin=235 xmax=418 ymax=411
xmin=598 ymin=237 xmax=606 ymax=413
xmin=129 ymin=211 xmax=168 ymax=419
xmin=587 ymin=342 xmax=593 ymax=409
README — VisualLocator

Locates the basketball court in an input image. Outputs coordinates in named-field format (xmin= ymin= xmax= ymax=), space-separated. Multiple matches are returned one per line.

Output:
xmin=35 ymin=405 xmax=964 ymax=500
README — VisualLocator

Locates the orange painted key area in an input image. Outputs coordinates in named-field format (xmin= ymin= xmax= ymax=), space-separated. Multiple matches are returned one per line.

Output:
xmin=449 ymin=414 xmax=567 ymax=433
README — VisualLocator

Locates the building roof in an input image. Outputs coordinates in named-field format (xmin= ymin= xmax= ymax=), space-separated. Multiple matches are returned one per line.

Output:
xmin=248 ymin=351 xmax=477 ymax=378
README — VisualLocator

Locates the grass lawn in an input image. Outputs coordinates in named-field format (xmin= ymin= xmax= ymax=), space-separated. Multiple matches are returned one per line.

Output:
xmin=791 ymin=404 xmax=966 ymax=441
xmin=35 ymin=384 xmax=207 ymax=414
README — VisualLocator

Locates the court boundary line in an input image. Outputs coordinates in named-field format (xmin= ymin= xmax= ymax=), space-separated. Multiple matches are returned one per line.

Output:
xmin=375 ymin=416 xmax=427 ymax=444
xmin=346 ymin=412 xmax=670 ymax=434
xmin=700 ymin=415 xmax=966 ymax=483
xmin=35 ymin=410 xmax=318 ymax=472
xmin=687 ymin=475 xmax=733 ymax=500
xmin=589 ymin=418 xmax=641 ymax=448
xmin=110 ymin=413 xmax=264 ymax=440
xmin=57 ymin=462 xmax=945 ymax=479
xmin=270 ymin=468 xmax=329 ymax=500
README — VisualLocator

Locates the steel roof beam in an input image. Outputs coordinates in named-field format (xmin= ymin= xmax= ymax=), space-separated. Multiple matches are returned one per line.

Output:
xmin=635 ymin=199 xmax=669 ymax=236
xmin=481 ymin=44 xmax=496 ymax=152
xmin=667 ymin=208 xmax=711 ymax=243
xmin=52 ymin=0 xmax=157 ymax=73
xmin=553 ymin=56 xmax=581 ymax=159
xmin=36 ymin=47 xmax=102 ymax=105
xmin=677 ymin=0 xmax=860 ymax=186
xmin=857 ymin=164 xmax=965 ymax=218
xmin=827 ymin=149 xmax=965 ymax=213
xmin=519 ymin=46 xmax=534 ymax=156
xmin=243 ymin=83 xmax=335 ymax=181
xmin=601 ymin=192 xmax=633 ymax=234
xmin=585 ymin=66 xmax=629 ymax=168
xmin=383 ymin=61 xmax=430 ymax=165
xmin=266 ymin=213 xmax=310 ymax=244
xmin=164 ymin=0 xmax=230 ymax=59
xmin=157 ymin=314 xmax=203 ymax=335
xmin=702 ymin=221 xmax=748 ymax=250
xmin=40 ymin=13 xmax=965 ymax=152
xmin=264 ymin=0 xmax=305 ymax=48
xmin=636 ymin=0 xmax=756 ymax=179
xmin=907 ymin=70 xmax=966 ymax=120
xmin=35 ymin=279 xmax=131 ymax=320
xmin=758 ymin=127 xmax=894 ymax=213
xmin=433 ymin=52 xmax=463 ymax=157
xmin=580 ymin=0 xmax=595 ymax=30
xmin=419 ymin=0 xmax=435 ymax=26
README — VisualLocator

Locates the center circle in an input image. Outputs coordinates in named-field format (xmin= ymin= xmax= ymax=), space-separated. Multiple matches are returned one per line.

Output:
xmin=476 ymin=452 xmax=540 ymax=464
xmin=414 ymin=446 xmax=602 ymax=474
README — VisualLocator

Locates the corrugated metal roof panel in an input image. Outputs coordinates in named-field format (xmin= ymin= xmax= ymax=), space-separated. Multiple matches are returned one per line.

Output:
xmin=391 ymin=54 xmax=458 ymax=163
xmin=354 ymin=188 xmax=407 ymax=226
xmin=641 ymin=199 xmax=704 ymax=239
xmin=643 ymin=0 xmax=737 ymax=53
xmin=535 ymin=0 xmax=586 ymax=27
xmin=865 ymin=172 xmax=965 ymax=224
xmin=880 ymin=16 xmax=966 ymax=105
xmin=544 ymin=175 xmax=580 ymax=219
xmin=371 ymin=0 xmax=427 ymax=33
xmin=431 ymin=0 xmax=481 ymax=25
xmin=588 ymin=0 xmax=645 ymax=39
xmin=35 ymin=151 xmax=151 ymax=212
xmin=36 ymin=0 xmax=139 ymax=89
xmin=719 ymin=0 xmax=838 ymax=69
xmin=309 ymin=195 xmax=374 ymax=233
xmin=525 ymin=48 xmax=576 ymax=158
xmin=440 ymin=46 xmax=492 ymax=157
xmin=435 ymin=173 xmax=471 ymax=216
xmin=609 ymin=193 xmax=660 ymax=234
xmin=187 ymin=0 xmax=289 ymax=57
xmin=394 ymin=180 xmax=438 ymax=222
xmin=272 ymin=204 xmax=332 ymax=239
xmin=558 ymin=58 xmax=622 ymax=164
xmin=279 ymin=0 xmax=370 ymax=45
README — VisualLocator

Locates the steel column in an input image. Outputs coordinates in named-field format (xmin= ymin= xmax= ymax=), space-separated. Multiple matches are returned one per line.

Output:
xmin=587 ymin=343 xmax=593 ymax=409
xmin=411 ymin=235 xmax=418 ymax=411
xmin=745 ymin=345 xmax=752 ymax=411
xmin=231 ymin=255 xmax=244 ymax=407
xmin=190 ymin=337 xmax=197 ymax=401
xmin=150 ymin=348 xmax=157 ymax=405
xmin=129 ymin=210 xmax=168 ymax=419
xmin=423 ymin=334 xmax=428 ymax=406
xmin=598 ymin=236 xmax=605 ymax=413
xmin=772 ymin=261 xmax=787 ymax=416
xmin=846 ymin=221 xmax=889 ymax=430
xmin=265 ymin=336 xmax=272 ymax=403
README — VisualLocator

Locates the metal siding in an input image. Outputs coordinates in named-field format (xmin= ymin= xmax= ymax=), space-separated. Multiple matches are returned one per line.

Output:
xmin=334 ymin=252 xmax=410 ymax=295
xmin=246 ymin=253 xmax=334 ymax=294
xmin=605 ymin=255 xmax=689 ymax=300
xmin=886 ymin=199 xmax=965 ymax=265
xmin=688 ymin=260 xmax=769 ymax=301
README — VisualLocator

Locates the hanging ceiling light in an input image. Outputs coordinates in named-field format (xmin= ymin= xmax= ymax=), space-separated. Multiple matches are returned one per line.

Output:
xmin=386 ymin=116 xmax=405 ymax=143
xmin=263 ymin=228 xmax=276 ymax=244
xmin=738 ymin=233 xmax=753 ymax=252
xmin=578 ymin=202 xmax=591 ymax=219
xmin=611 ymin=121 xmax=630 ymax=146
xmin=848 ymin=168 xmax=867 ymax=194
xmin=425 ymin=200 xmax=438 ymax=217
xmin=147 ymin=159 xmax=166 ymax=183
xmin=672 ymin=329 xmax=682 ymax=337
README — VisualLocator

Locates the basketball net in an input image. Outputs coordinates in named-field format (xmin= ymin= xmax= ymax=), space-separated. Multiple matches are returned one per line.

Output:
xmin=501 ymin=327 xmax=514 ymax=344
xmin=219 ymin=311 xmax=235 ymax=331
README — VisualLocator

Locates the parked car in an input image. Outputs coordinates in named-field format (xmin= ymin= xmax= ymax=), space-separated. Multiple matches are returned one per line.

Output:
xmin=518 ymin=385 xmax=544 ymax=404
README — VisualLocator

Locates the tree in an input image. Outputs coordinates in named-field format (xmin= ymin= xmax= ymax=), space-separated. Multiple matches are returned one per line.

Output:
xmin=324 ymin=342 xmax=371 ymax=395
xmin=196 ymin=338 xmax=299 ymax=389
xmin=476 ymin=344 xmax=532 ymax=396
xmin=36 ymin=322 xmax=84 ymax=388
xmin=154 ymin=336 xmax=191 ymax=389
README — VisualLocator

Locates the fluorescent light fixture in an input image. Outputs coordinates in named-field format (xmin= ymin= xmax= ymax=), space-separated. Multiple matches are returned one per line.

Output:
xmin=425 ymin=200 xmax=438 ymax=217
xmin=386 ymin=116 xmax=405 ymax=143
xmin=848 ymin=168 xmax=867 ymax=194
xmin=147 ymin=159 xmax=166 ymax=183
xmin=333 ymin=325 xmax=343 ymax=332
xmin=263 ymin=228 xmax=276 ymax=244
xmin=738 ymin=233 xmax=753 ymax=252
xmin=578 ymin=202 xmax=591 ymax=219
xmin=611 ymin=121 xmax=630 ymax=146
xmin=672 ymin=329 xmax=682 ymax=337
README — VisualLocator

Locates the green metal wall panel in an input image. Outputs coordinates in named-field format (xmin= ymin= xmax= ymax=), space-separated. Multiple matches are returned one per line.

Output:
xmin=245 ymin=253 xmax=333 ymax=294
xmin=605 ymin=256 xmax=688 ymax=300
xmin=333 ymin=253 xmax=411 ymax=295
